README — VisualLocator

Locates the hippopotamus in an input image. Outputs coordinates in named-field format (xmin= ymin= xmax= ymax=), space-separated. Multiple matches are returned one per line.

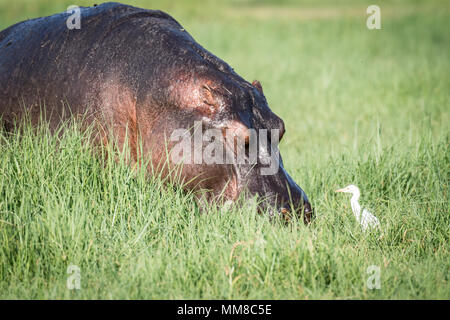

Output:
xmin=0 ymin=2 xmax=313 ymax=222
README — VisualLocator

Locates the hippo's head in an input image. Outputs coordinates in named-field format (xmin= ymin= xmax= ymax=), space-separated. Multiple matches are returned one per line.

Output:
xmin=139 ymin=68 xmax=312 ymax=223
xmin=120 ymin=17 xmax=313 ymax=222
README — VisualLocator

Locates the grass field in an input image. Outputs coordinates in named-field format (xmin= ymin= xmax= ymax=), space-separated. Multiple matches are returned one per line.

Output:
xmin=0 ymin=0 xmax=448 ymax=299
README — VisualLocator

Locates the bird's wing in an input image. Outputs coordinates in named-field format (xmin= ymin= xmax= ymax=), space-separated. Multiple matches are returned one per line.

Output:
xmin=361 ymin=208 xmax=380 ymax=229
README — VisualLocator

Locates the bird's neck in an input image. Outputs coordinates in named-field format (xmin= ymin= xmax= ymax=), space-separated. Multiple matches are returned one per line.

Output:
xmin=351 ymin=193 xmax=361 ymax=221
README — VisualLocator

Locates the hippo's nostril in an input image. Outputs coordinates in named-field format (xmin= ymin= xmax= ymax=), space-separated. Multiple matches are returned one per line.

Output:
xmin=304 ymin=202 xmax=312 ymax=213
xmin=280 ymin=207 xmax=292 ymax=222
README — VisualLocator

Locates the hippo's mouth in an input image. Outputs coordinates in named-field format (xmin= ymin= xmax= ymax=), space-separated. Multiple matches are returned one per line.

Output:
xmin=168 ymin=120 xmax=313 ymax=224
xmin=280 ymin=201 xmax=313 ymax=223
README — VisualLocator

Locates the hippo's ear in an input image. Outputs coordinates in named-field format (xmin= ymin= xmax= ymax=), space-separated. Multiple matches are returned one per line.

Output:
xmin=202 ymin=84 xmax=216 ymax=105
xmin=252 ymin=80 xmax=263 ymax=94
xmin=200 ymin=84 xmax=219 ymax=113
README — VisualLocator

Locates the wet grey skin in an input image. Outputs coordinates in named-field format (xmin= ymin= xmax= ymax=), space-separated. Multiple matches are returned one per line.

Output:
xmin=0 ymin=2 xmax=313 ymax=223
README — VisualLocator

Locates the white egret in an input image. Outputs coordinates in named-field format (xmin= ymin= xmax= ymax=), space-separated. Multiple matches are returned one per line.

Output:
xmin=335 ymin=185 xmax=380 ymax=231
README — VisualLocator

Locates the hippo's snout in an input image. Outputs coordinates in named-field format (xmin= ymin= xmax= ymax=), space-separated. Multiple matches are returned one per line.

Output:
xmin=303 ymin=201 xmax=314 ymax=224
xmin=261 ymin=197 xmax=313 ymax=224
xmin=281 ymin=201 xmax=313 ymax=223
xmin=277 ymin=201 xmax=314 ymax=224
xmin=243 ymin=163 xmax=313 ymax=224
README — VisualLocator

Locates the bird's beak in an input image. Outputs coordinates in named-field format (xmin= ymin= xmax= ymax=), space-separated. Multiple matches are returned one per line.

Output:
xmin=335 ymin=188 xmax=346 ymax=193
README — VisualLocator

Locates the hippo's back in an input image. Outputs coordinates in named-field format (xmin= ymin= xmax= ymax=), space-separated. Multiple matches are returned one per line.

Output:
xmin=0 ymin=2 xmax=198 ymax=127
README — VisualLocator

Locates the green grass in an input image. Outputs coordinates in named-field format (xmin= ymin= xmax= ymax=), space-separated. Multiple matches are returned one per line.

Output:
xmin=0 ymin=0 xmax=448 ymax=299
